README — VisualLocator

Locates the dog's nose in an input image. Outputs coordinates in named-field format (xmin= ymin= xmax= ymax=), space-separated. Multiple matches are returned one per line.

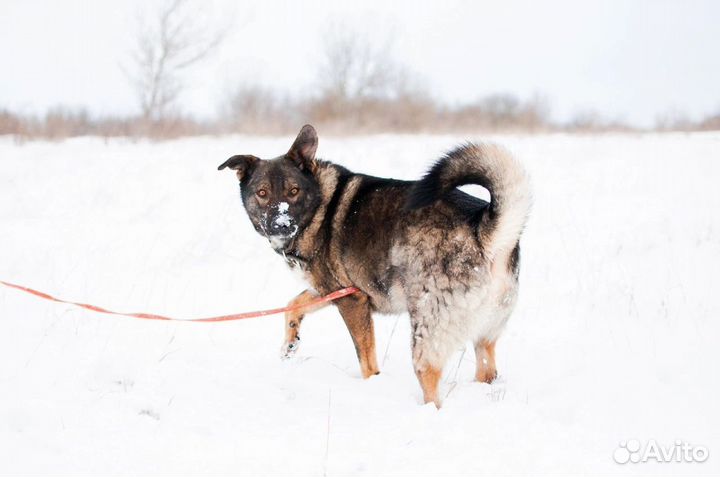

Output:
xmin=271 ymin=222 xmax=292 ymax=235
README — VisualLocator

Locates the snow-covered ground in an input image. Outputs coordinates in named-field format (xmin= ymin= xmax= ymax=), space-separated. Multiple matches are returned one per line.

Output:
xmin=1 ymin=132 xmax=718 ymax=475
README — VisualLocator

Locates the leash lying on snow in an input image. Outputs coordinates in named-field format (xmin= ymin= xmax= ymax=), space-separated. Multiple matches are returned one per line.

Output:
xmin=0 ymin=279 xmax=358 ymax=322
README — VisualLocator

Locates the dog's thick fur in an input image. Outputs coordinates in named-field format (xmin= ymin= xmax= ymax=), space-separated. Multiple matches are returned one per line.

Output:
xmin=219 ymin=125 xmax=531 ymax=407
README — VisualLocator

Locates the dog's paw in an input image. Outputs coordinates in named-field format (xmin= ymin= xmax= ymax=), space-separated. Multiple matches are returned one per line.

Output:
xmin=476 ymin=369 xmax=498 ymax=384
xmin=280 ymin=339 xmax=300 ymax=360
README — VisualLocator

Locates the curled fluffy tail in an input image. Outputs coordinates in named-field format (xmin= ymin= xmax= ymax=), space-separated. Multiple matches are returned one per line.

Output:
xmin=407 ymin=143 xmax=532 ymax=260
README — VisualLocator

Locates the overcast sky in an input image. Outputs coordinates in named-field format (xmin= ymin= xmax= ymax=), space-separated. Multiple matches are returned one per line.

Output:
xmin=1 ymin=0 xmax=718 ymax=127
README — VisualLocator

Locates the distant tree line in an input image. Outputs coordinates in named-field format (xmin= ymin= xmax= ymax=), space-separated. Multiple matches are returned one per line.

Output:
xmin=1 ymin=1 xmax=718 ymax=140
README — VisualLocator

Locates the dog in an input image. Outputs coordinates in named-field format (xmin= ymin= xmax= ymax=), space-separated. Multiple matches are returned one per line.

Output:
xmin=218 ymin=125 xmax=531 ymax=407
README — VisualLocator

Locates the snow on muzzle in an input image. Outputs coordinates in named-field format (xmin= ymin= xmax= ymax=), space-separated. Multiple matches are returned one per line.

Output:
xmin=266 ymin=202 xmax=298 ymax=238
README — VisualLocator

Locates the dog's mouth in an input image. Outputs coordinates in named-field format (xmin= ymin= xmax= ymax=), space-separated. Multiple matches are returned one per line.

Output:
xmin=265 ymin=225 xmax=299 ymax=250
xmin=267 ymin=235 xmax=289 ymax=250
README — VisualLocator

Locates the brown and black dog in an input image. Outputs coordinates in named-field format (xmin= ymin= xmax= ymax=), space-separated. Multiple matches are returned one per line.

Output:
xmin=218 ymin=125 xmax=531 ymax=407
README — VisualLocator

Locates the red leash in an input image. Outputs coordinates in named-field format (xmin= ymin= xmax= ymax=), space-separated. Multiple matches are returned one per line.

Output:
xmin=0 ymin=279 xmax=358 ymax=322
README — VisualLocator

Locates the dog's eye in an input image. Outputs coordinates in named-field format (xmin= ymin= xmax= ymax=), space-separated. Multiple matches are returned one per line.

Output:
xmin=289 ymin=187 xmax=299 ymax=196
xmin=257 ymin=189 xmax=267 ymax=198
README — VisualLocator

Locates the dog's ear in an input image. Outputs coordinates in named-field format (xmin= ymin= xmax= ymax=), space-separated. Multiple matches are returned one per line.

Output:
xmin=286 ymin=124 xmax=318 ymax=172
xmin=217 ymin=155 xmax=259 ymax=181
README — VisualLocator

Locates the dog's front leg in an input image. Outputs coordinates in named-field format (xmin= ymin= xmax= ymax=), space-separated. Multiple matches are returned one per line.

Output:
xmin=281 ymin=289 xmax=327 ymax=359
xmin=335 ymin=293 xmax=380 ymax=378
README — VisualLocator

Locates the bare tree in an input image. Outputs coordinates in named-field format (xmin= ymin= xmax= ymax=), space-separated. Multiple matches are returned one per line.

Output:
xmin=127 ymin=0 xmax=227 ymax=122
xmin=318 ymin=24 xmax=407 ymax=104
xmin=309 ymin=23 xmax=431 ymax=130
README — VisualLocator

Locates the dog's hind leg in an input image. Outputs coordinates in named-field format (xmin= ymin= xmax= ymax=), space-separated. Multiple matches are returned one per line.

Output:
xmin=414 ymin=363 xmax=444 ymax=408
xmin=281 ymin=289 xmax=327 ymax=359
xmin=411 ymin=321 xmax=451 ymax=408
xmin=474 ymin=339 xmax=497 ymax=383
xmin=335 ymin=293 xmax=380 ymax=379
xmin=407 ymin=294 xmax=456 ymax=408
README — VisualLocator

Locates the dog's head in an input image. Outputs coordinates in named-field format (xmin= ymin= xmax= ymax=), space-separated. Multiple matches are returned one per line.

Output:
xmin=218 ymin=125 xmax=322 ymax=251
